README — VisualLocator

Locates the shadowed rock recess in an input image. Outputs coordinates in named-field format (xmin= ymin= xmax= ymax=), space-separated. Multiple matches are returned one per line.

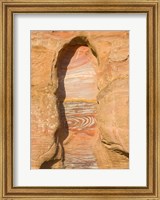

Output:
xmin=31 ymin=31 xmax=129 ymax=169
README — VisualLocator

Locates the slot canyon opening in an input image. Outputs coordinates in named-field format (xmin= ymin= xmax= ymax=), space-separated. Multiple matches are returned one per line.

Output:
xmin=55 ymin=38 xmax=99 ymax=169
xmin=33 ymin=32 xmax=129 ymax=170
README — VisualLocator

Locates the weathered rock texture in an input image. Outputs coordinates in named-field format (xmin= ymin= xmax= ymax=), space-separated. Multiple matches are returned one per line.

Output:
xmin=31 ymin=31 xmax=129 ymax=169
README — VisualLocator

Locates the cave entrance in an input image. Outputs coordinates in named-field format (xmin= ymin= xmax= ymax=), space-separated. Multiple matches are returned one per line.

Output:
xmin=56 ymin=37 xmax=99 ymax=169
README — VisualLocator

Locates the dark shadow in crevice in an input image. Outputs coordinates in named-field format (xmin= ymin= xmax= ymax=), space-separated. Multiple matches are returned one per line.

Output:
xmin=102 ymin=140 xmax=129 ymax=159
xmin=40 ymin=143 xmax=59 ymax=169
xmin=54 ymin=38 xmax=98 ymax=168
xmin=40 ymin=37 xmax=98 ymax=169
xmin=40 ymin=159 xmax=61 ymax=169
xmin=54 ymin=43 xmax=89 ymax=168
xmin=113 ymin=149 xmax=129 ymax=158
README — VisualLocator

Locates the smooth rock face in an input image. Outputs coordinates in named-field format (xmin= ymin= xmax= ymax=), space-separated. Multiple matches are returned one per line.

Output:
xmin=31 ymin=31 xmax=129 ymax=169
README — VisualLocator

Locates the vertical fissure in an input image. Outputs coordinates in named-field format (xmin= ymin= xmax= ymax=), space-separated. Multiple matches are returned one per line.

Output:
xmin=55 ymin=42 xmax=99 ymax=169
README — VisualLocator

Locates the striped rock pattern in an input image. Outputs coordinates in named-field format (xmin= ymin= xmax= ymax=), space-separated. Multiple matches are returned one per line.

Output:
xmin=63 ymin=102 xmax=98 ymax=169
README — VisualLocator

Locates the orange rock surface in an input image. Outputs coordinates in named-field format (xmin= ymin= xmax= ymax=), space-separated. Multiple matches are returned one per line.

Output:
xmin=31 ymin=31 xmax=129 ymax=169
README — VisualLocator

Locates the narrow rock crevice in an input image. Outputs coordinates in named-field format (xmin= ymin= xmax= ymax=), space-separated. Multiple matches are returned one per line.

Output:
xmin=54 ymin=38 xmax=99 ymax=169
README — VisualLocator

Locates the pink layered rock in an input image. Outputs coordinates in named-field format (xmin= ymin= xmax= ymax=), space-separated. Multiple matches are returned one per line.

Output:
xmin=55 ymin=44 xmax=98 ymax=169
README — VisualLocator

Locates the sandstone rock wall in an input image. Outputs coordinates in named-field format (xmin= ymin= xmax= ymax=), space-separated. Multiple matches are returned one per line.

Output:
xmin=31 ymin=31 xmax=129 ymax=169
